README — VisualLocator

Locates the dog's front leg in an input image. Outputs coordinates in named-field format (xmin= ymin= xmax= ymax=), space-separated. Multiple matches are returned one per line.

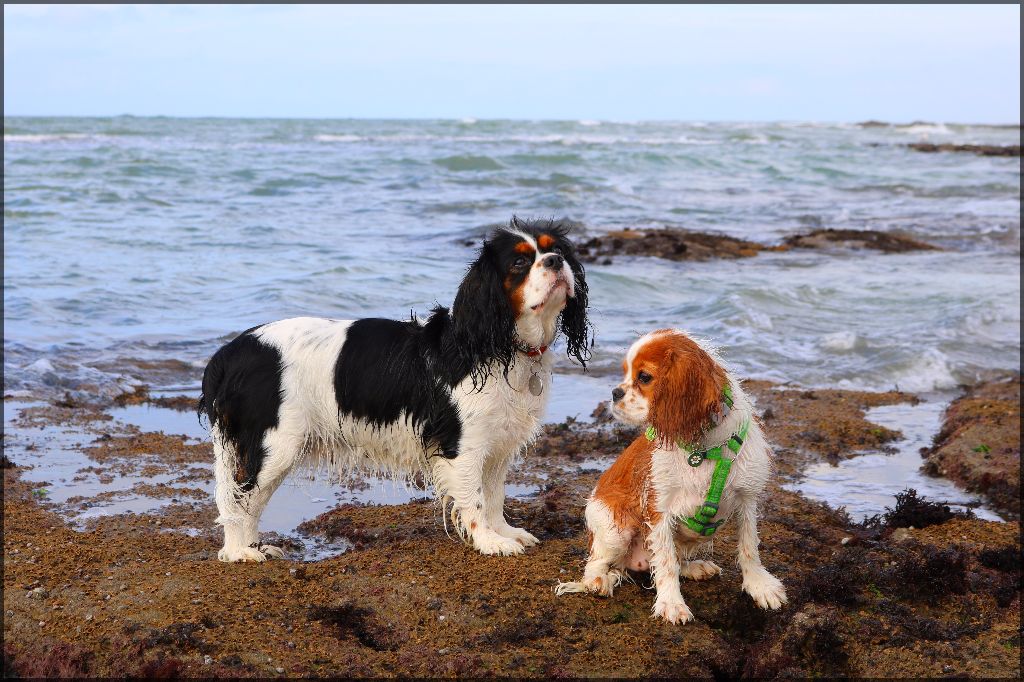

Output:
xmin=648 ymin=517 xmax=693 ymax=624
xmin=735 ymin=496 xmax=787 ymax=609
xmin=483 ymin=451 xmax=539 ymax=548
xmin=433 ymin=447 xmax=526 ymax=556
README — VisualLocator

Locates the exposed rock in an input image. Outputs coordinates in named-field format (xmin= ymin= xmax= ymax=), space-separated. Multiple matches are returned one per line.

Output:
xmin=577 ymin=226 xmax=939 ymax=264
xmin=782 ymin=228 xmax=939 ymax=253
xmin=576 ymin=227 xmax=771 ymax=264
xmin=908 ymin=143 xmax=1021 ymax=157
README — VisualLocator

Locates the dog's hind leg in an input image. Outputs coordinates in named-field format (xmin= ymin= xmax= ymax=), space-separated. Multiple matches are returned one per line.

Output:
xmin=735 ymin=495 xmax=787 ymax=609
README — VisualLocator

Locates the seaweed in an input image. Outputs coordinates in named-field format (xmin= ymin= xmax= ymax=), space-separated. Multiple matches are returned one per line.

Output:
xmin=992 ymin=577 xmax=1019 ymax=608
xmin=138 ymin=621 xmax=215 ymax=654
xmin=978 ymin=546 xmax=1021 ymax=573
xmin=743 ymin=605 xmax=849 ymax=678
xmin=479 ymin=607 xmax=557 ymax=645
xmin=860 ymin=488 xmax=972 ymax=532
xmin=3 ymin=640 xmax=93 ymax=678
xmin=876 ymin=600 xmax=987 ymax=642
xmin=307 ymin=602 xmax=399 ymax=651
xmin=793 ymin=549 xmax=866 ymax=606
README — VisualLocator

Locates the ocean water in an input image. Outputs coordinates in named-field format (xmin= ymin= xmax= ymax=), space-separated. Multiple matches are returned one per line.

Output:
xmin=4 ymin=117 xmax=1020 ymax=401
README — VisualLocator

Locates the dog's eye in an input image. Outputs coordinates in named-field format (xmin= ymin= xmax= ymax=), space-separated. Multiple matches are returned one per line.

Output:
xmin=511 ymin=256 xmax=529 ymax=270
xmin=637 ymin=371 xmax=653 ymax=384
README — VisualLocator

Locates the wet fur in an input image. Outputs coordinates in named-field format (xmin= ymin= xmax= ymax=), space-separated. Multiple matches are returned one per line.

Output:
xmin=199 ymin=217 xmax=591 ymax=561
xmin=557 ymin=330 xmax=787 ymax=623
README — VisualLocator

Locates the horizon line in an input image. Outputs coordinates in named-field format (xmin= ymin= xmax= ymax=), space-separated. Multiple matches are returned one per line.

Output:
xmin=3 ymin=113 xmax=1021 ymax=127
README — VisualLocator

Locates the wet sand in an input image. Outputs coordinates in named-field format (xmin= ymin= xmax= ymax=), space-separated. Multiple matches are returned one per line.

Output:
xmin=3 ymin=376 xmax=1019 ymax=678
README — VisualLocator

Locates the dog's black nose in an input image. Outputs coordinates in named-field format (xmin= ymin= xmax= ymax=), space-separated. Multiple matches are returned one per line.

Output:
xmin=542 ymin=253 xmax=564 ymax=270
xmin=612 ymin=387 xmax=625 ymax=402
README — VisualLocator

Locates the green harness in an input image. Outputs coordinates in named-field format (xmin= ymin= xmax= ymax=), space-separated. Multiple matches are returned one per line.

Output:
xmin=644 ymin=386 xmax=750 ymax=537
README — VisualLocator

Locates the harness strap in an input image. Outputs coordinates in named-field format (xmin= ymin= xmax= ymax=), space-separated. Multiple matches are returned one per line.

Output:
xmin=682 ymin=416 xmax=749 ymax=536
xmin=642 ymin=387 xmax=748 ymax=538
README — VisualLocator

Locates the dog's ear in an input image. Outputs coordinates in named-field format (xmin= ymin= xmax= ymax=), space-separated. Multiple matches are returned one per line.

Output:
xmin=451 ymin=240 xmax=518 ymax=386
xmin=555 ymin=230 xmax=593 ymax=368
xmin=649 ymin=342 xmax=725 ymax=446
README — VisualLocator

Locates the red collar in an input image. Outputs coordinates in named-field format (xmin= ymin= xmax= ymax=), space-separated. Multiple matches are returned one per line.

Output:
xmin=525 ymin=345 xmax=547 ymax=357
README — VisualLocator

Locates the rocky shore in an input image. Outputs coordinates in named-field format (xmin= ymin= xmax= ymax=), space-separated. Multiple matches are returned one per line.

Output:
xmin=3 ymin=374 xmax=1019 ymax=678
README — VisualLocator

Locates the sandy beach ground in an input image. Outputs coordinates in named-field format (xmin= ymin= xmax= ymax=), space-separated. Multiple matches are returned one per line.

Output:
xmin=3 ymin=364 xmax=1019 ymax=677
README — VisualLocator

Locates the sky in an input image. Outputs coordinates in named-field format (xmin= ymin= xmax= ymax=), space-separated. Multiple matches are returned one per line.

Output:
xmin=3 ymin=4 xmax=1020 ymax=122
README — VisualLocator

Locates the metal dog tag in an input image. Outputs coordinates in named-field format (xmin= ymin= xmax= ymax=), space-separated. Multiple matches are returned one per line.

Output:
xmin=528 ymin=372 xmax=544 ymax=396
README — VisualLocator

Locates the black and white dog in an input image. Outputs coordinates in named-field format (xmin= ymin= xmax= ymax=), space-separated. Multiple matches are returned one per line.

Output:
xmin=199 ymin=218 xmax=590 ymax=561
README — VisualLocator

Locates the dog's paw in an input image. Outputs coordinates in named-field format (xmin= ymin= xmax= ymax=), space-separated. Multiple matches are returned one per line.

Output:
xmin=743 ymin=568 xmax=788 ymax=610
xmin=473 ymin=531 xmax=526 ymax=556
xmin=258 ymin=544 xmax=285 ymax=559
xmin=652 ymin=597 xmax=694 ymax=625
xmin=502 ymin=525 xmax=540 ymax=548
xmin=681 ymin=559 xmax=722 ymax=581
xmin=218 ymin=546 xmax=268 ymax=563
xmin=581 ymin=571 xmax=619 ymax=597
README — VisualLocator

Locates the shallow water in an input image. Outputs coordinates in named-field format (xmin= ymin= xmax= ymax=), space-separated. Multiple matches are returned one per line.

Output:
xmin=4 ymin=117 xmax=1019 ymax=529
xmin=3 ymin=399 xmax=544 ymax=560
xmin=785 ymin=396 xmax=1003 ymax=522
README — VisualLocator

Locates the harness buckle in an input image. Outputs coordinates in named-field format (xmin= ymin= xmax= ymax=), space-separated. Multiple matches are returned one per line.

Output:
xmin=684 ymin=516 xmax=725 ymax=536
xmin=697 ymin=502 xmax=719 ymax=519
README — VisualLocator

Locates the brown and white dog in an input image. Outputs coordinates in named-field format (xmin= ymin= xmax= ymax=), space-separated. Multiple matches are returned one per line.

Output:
xmin=556 ymin=329 xmax=786 ymax=623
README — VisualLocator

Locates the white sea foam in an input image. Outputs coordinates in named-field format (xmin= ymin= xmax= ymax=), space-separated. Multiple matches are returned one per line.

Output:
xmin=312 ymin=132 xmax=719 ymax=147
xmin=578 ymin=119 xmax=602 ymax=127
xmin=676 ymin=135 xmax=719 ymax=145
xmin=24 ymin=358 xmax=55 ymax=373
xmin=889 ymin=349 xmax=960 ymax=393
xmin=744 ymin=309 xmax=774 ymax=331
xmin=820 ymin=331 xmax=862 ymax=352
xmin=898 ymin=123 xmax=952 ymax=137
xmin=313 ymin=134 xmax=364 ymax=143
xmin=4 ymin=133 xmax=92 ymax=143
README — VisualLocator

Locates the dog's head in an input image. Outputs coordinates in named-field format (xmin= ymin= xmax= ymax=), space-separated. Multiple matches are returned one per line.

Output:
xmin=611 ymin=329 xmax=727 ymax=446
xmin=451 ymin=217 xmax=591 ymax=382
